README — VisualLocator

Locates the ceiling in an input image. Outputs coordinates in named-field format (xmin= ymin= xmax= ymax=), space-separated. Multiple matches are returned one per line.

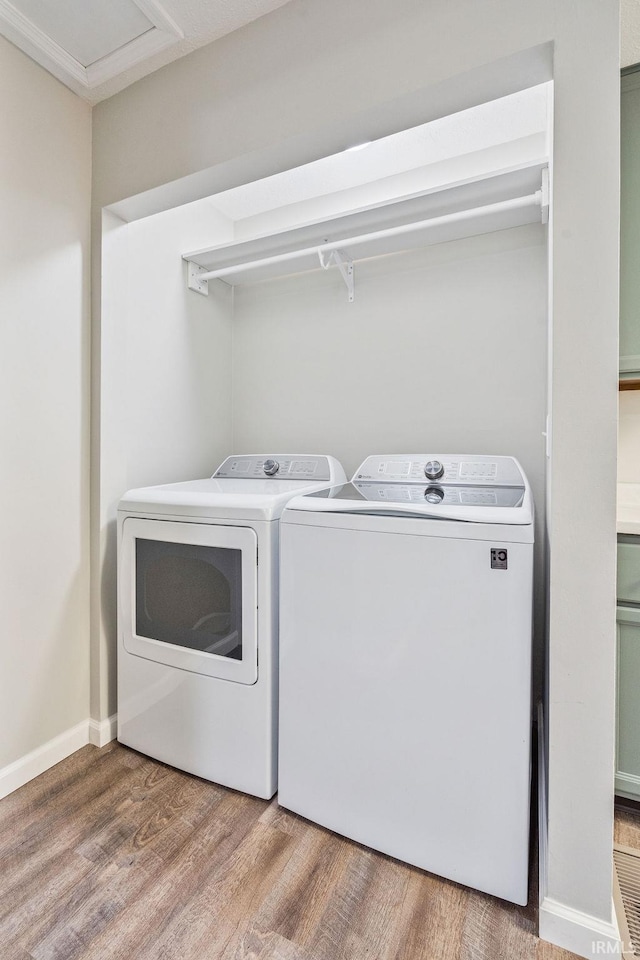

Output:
xmin=0 ymin=0 xmax=639 ymax=106
xmin=0 ymin=0 xmax=296 ymax=103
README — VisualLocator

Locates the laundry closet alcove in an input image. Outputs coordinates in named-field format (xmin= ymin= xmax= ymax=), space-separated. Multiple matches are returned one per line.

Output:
xmin=99 ymin=79 xmax=551 ymax=716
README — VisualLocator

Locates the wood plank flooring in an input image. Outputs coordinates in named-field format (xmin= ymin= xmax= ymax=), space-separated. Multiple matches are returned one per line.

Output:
xmin=0 ymin=743 xmax=579 ymax=960
xmin=615 ymin=796 xmax=640 ymax=850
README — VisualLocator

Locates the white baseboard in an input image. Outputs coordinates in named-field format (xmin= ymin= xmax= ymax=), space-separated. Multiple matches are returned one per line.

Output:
xmin=539 ymin=897 xmax=622 ymax=959
xmin=89 ymin=714 xmax=118 ymax=748
xmin=0 ymin=714 xmax=118 ymax=801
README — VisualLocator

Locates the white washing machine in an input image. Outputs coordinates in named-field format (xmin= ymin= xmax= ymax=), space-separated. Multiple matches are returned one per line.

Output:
xmin=117 ymin=453 xmax=345 ymax=800
xmin=278 ymin=454 xmax=534 ymax=903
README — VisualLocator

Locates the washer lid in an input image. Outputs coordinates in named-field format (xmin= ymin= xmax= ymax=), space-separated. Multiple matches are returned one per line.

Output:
xmin=284 ymin=455 xmax=533 ymax=526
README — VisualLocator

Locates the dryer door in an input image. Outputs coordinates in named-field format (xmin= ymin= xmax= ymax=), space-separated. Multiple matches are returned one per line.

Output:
xmin=120 ymin=518 xmax=258 ymax=684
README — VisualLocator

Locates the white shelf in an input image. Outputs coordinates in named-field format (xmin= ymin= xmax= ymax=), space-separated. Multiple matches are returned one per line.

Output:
xmin=183 ymin=161 xmax=548 ymax=296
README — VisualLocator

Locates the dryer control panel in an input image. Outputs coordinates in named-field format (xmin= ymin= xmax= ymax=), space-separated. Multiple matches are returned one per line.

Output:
xmin=214 ymin=455 xmax=334 ymax=481
xmin=353 ymin=455 xmax=525 ymax=487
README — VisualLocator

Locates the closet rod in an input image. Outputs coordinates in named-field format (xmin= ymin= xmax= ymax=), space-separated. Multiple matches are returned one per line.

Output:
xmin=196 ymin=191 xmax=543 ymax=282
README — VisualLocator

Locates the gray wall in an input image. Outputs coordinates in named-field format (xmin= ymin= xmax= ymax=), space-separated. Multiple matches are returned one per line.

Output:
xmin=92 ymin=0 xmax=620 ymax=942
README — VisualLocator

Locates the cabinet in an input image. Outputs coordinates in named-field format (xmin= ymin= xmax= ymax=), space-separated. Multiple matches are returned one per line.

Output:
xmin=621 ymin=73 xmax=640 ymax=378
xmin=616 ymin=536 xmax=640 ymax=798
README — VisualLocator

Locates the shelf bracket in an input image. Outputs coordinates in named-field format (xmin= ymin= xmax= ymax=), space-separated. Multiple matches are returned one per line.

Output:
xmin=187 ymin=261 xmax=209 ymax=296
xmin=318 ymin=248 xmax=355 ymax=303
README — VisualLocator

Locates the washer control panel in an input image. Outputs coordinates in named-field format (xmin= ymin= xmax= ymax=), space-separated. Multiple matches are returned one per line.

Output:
xmin=351 ymin=482 xmax=524 ymax=508
xmin=214 ymin=455 xmax=334 ymax=480
xmin=354 ymin=455 xmax=524 ymax=487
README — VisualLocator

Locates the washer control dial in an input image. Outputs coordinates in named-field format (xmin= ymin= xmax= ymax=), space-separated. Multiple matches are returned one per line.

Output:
xmin=425 ymin=486 xmax=445 ymax=504
xmin=424 ymin=460 xmax=444 ymax=480
xmin=263 ymin=459 xmax=280 ymax=476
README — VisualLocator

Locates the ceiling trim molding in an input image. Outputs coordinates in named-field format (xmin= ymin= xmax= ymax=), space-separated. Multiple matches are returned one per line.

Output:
xmin=0 ymin=0 xmax=88 ymax=84
xmin=133 ymin=0 xmax=182 ymax=36
xmin=0 ymin=0 xmax=183 ymax=100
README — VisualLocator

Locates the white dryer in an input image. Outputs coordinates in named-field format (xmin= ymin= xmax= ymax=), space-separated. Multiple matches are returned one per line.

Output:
xmin=278 ymin=454 xmax=534 ymax=903
xmin=117 ymin=454 xmax=345 ymax=800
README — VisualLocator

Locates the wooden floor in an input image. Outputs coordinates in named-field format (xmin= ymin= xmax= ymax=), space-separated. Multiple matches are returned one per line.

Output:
xmin=615 ymin=796 xmax=640 ymax=851
xmin=0 ymin=743 xmax=579 ymax=960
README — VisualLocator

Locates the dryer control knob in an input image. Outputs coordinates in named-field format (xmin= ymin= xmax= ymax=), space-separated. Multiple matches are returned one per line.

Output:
xmin=424 ymin=460 xmax=444 ymax=480
xmin=425 ymin=486 xmax=445 ymax=504
xmin=263 ymin=459 xmax=280 ymax=476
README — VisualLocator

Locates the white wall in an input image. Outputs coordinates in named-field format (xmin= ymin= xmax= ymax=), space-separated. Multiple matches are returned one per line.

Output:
xmin=96 ymin=201 xmax=234 ymax=717
xmin=91 ymin=0 xmax=620 ymax=951
xmin=0 ymin=37 xmax=91 ymax=768
xmin=232 ymin=226 xmax=547 ymax=478
xmin=212 ymin=82 xmax=549 ymax=239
